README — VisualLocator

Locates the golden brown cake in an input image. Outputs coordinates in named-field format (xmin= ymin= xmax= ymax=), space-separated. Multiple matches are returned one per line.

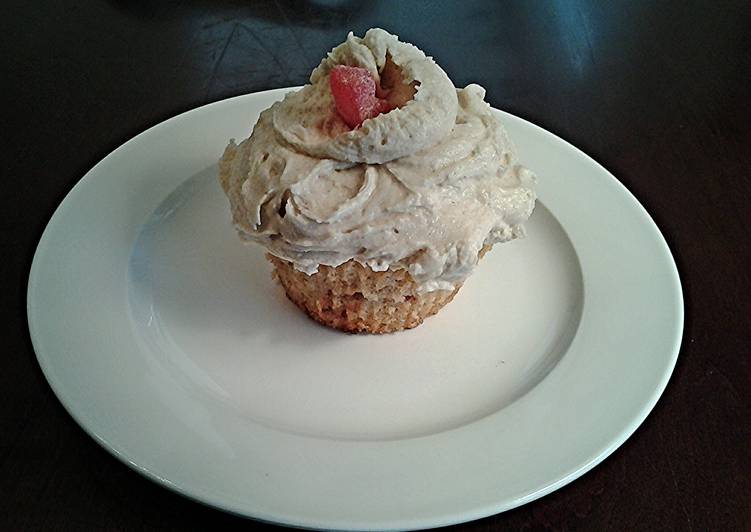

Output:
xmin=268 ymin=255 xmax=461 ymax=334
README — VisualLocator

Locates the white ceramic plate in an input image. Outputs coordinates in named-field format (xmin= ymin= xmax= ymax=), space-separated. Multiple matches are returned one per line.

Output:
xmin=28 ymin=88 xmax=683 ymax=530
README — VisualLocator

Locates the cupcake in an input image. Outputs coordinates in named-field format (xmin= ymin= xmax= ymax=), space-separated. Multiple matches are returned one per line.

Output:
xmin=218 ymin=28 xmax=536 ymax=333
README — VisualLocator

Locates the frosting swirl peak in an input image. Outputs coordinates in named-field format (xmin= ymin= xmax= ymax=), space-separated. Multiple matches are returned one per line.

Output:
xmin=273 ymin=28 xmax=458 ymax=164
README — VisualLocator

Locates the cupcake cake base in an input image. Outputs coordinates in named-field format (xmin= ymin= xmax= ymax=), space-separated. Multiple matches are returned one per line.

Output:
xmin=267 ymin=255 xmax=461 ymax=334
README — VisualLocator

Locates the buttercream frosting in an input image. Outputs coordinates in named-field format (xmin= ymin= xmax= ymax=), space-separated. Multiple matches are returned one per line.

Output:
xmin=219 ymin=28 xmax=536 ymax=292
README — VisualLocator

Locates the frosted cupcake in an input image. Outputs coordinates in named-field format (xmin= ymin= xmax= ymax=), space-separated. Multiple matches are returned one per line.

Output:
xmin=218 ymin=28 xmax=536 ymax=333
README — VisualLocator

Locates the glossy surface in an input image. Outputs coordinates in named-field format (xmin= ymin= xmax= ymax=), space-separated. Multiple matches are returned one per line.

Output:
xmin=28 ymin=90 xmax=679 ymax=529
xmin=6 ymin=2 xmax=750 ymax=530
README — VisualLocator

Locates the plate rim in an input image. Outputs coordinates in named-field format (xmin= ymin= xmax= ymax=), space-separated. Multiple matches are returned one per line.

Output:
xmin=27 ymin=88 xmax=684 ymax=531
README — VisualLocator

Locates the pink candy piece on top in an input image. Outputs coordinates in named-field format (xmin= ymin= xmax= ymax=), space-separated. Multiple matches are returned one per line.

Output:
xmin=329 ymin=65 xmax=393 ymax=128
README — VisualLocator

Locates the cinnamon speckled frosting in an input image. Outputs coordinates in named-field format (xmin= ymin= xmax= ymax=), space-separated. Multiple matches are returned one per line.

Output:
xmin=218 ymin=28 xmax=536 ymax=292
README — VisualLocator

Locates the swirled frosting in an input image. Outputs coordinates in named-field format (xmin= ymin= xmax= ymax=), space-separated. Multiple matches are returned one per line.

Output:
xmin=219 ymin=28 xmax=536 ymax=292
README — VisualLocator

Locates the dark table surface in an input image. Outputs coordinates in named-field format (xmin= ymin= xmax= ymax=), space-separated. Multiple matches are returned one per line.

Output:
xmin=4 ymin=1 xmax=750 ymax=530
